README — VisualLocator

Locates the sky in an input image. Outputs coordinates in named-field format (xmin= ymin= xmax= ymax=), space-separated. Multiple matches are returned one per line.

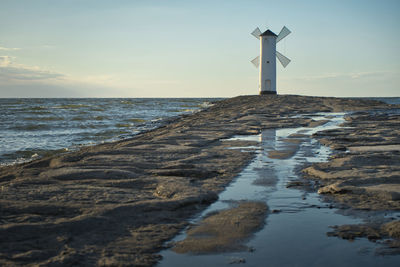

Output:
xmin=0 ymin=0 xmax=399 ymax=98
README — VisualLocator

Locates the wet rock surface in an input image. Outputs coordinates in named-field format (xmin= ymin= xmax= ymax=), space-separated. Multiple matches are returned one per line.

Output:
xmin=303 ymin=110 xmax=400 ymax=210
xmin=302 ymin=108 xmax=400 ymax=253
xmin=327 ymin=220 xmax=400 ymax=255
xmin=0 ymin=95 xmax=396 ymax=266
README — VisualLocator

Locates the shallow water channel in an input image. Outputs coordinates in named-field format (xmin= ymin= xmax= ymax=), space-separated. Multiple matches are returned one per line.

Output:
xmin=159 ymin=113 xmax=400 ymax=267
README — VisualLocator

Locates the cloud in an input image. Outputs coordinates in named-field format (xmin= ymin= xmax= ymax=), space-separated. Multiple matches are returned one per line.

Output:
xmin=0 ymin=56 xmax=13 ymax=67
xmin=0 ymin=56 xmax=129 ymax=87
xmin=0 ymin=46 xmax=20 ymax=51
xmin=40 ymin=45 xmax=56 ymax=49
xmin=0 ymin=56 xmax=64 ymax=81
xmin=0 ymin=56 xmax=206 ymax=97
xmin=0 ymin=56 xmax=130 ymax=97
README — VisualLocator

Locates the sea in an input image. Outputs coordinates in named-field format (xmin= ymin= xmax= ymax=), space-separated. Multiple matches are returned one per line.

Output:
xmin=0 ymin=98 xmax=219 ymax=166
xmin=0 ymin=97 xmax=398 ymax=166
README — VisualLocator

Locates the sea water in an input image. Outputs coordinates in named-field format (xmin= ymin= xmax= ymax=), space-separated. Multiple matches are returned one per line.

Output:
xmin=0 ymin=98 xmax=219 ymax=165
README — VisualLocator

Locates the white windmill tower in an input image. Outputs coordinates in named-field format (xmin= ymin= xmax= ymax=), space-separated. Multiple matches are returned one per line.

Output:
xmin=251 ymin=26 xmax=291 ymax=95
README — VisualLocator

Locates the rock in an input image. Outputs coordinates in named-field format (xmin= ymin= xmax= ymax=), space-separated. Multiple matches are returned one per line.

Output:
xmin=229 ymin=257 xmax=246 ymax=264
xmin=286 ymin=180 xmax=306 ymax=188
xmin=318 ymin=184 xmax=351 ymax=194
xmin=381 ymin=220 xmax=400 ymax=239
xmin=172 ymin=202 xmax=268 ymax=254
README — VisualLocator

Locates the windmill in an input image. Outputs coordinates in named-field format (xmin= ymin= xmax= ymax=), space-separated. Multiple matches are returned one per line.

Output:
xmin=251 ymin=26 xmax=291 ymax=95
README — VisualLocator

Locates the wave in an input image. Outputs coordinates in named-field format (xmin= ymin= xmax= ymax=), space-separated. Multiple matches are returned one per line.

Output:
xmin=92 ymin=129 xmax=132 ymax=140
xmin=179 ymin=101 xmax=212 ymax=108
xmin=78 ymin=124 xmax=102 ymax=129
xmin=27 ymin=110 xmax=52 ymax=115
xmin=90 ymin=107 xmax=105 ymax=112
xmin=10 ymin=124 xmax=51 ymax=131
xmin=120 ymin=100 xmax=135 ymax=105
xmin=24 ymin=116 xmax=62 ymax=121
xmin=200 ymin=101 xmax=213 ymax=108
xmin=126 ymin=118 xmax=146 ymax=123
xmin=72 ymin=116 xmax=86 ymax=121
xmin=115 ymin=123 xmax=132 ymax=128
xmin=0 ymin=148 xmax=69 ymax=166
xmin=31 ymin=106 xmax=47 ymax=111
xmin=182 ymin=108 xmax=196 ymax=113
xmin=53 ymin=104 xmax=90 ymax=109
xmin=168 ymin=108 xmax=196 ymax=113
xmin=94 ymin=116 xmax=108 ymax=121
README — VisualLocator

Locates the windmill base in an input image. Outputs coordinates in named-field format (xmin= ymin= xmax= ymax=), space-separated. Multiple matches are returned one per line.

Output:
xmin=259 ymin=91 xmax=277 ymax=95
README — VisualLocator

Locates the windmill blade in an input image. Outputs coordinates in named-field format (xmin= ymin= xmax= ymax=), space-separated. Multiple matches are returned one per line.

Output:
xmin=276 ymin=26 xmax=291 ymax=43
xmin=276 ymin=51 xmax=291 ymax=68
xmin=251 ymin=27 xmax=262 ymax=39
xmin=251 ymin=56 xmax=260 ymax=68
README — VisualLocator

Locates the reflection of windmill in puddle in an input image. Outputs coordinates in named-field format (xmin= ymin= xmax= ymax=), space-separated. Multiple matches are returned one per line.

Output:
xmin=260 ymin=128 xmax=277 ymax=153
xmin=252 ymin=129 xmax=278 ymax=187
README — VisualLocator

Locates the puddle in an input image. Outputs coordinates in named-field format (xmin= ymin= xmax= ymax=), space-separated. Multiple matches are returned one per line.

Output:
xmin=159 ymin=113 xmax=400 ymax=267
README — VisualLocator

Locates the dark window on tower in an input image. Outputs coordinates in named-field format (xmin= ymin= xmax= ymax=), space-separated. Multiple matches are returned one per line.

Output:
xmin=267 ymin=61 xmax=270 ymax=63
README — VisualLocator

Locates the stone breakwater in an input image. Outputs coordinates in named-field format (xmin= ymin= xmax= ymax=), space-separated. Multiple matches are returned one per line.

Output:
xmin=0 ymin=95 xmax=397 ymax=266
